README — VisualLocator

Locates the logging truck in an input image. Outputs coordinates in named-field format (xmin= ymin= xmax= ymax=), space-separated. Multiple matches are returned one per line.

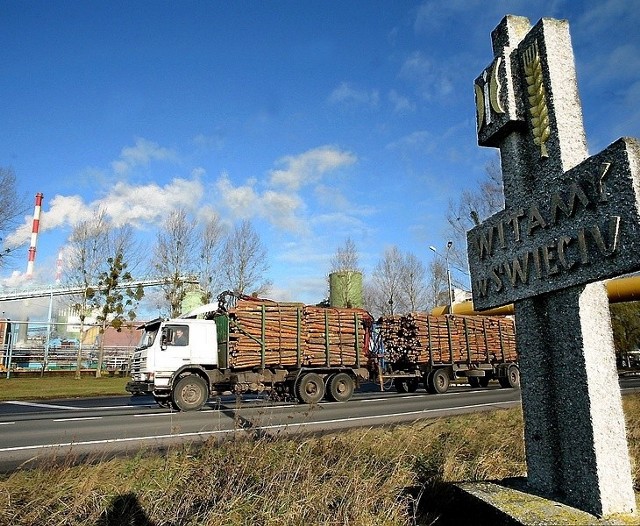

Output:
xmin=371 ymin=313 xmax=520 ymax=394
xmin=126 ymin=293 xmax=373 ymax=410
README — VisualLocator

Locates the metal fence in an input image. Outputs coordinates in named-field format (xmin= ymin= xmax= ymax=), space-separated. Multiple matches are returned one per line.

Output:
xmin=0 ymin=343 xmax=135 ymax=373
xmin=0 ymin=319 xmax=138 ymax=375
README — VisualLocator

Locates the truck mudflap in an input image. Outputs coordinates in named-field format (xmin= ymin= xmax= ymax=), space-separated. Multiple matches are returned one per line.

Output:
xmin=125 ymin=380 xmax=154 ymax=395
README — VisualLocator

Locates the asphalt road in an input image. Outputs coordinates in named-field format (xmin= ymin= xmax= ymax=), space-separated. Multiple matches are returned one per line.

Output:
xmin=0 ymin=377 xmax=638 ymax=472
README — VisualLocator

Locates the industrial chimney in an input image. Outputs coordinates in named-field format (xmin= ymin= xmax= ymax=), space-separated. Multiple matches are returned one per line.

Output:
xmin=26 ymin=192 xmax=43 ymax=278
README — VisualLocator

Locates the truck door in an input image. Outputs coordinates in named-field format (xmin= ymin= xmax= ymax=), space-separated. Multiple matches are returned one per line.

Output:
xmin=161 ymin=324 xmax=192 ymax=370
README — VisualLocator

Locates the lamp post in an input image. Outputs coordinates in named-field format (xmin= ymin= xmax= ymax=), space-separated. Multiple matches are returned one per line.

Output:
xmin=429 ymin=242 xmax=454 ymax=308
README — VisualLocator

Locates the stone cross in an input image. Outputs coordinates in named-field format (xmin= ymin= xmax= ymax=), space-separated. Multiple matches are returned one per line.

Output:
xmin=467 ymin=16 xmax=639 ymax=517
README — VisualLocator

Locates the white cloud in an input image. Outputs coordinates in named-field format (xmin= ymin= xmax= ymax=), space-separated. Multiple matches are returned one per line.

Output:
xmin=100 ymin=178 xmax=204 ymax=227
xmin=212 ymin=146 xmax=357 ymax=233
xmin=328 ymin=82 xmax=380 ymax=108
xmin=413 ymin=0 xmax=506 ymax=35
xmin=576 ymin=0 xmax=640 ymax=36
xmin=111 ymin=137 xmax=178 ymax=175
xmin=581 ymin=43 xmax=640 ymax=88
xmin=193 ymin=132 xmax=225 ymax=151
xmin=400 ymin=50 xmax=433 ymax=80
xmin=310 ymin=212 xmax=372 ymax=235
xmin=1 ymin=270 xmax=31 ymax=288
xmin=385 ymin=130 xmax=434 ymax=153
xmin=388 ymin=89 xmax=416 ymax=113
xmin=399 ymin=50 xmax=454 ymax=100
xmin=261 ymin=191 xmax=304 ymax=232
xmin=314 ymin=184 xmax=350 ymax=211
xmin=215 ymin=174 xmax=305 ymax=233
xmin=215 ymin=174 xmax=260 ymax=219
xmin=4 ymin=177 xmax=206 ymax=250
xmin=269 ymin=146 xmax=357 ymax=191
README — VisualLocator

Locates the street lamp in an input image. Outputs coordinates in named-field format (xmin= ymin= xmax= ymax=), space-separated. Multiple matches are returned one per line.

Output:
xmin=429 ymin=242 xmax=454 ymax=308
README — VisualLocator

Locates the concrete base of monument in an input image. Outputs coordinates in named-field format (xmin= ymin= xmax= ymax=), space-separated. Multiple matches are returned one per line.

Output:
xmin=452 ymin=478 xmax=639 ymax=525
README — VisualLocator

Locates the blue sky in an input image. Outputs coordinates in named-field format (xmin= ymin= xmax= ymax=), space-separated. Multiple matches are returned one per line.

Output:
xmin=1 ymin=0 xmax=639 ymax=315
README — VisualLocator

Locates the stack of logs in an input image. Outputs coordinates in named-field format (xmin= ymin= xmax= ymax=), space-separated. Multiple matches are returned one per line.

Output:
xmin=226 ymin=299 xmax=372 ymax=368
xmin=378 ymin=313 xmax=516 ymax=365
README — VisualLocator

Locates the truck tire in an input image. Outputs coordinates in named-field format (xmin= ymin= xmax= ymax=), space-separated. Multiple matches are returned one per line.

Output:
xmin=428 ymin=368 xmax=450 ymax=394
xmin=499 ymin=365 xmax=520 ymax=389
xmin=295 ymin=373 xmax=325 ymax=404
xmin=326 ymin=373 xmax=355 ymax=402
xmin=394 ymin=378 xmax=418 ymax=393
xmin=479 ymin=376 xmax=490 ymax=388
xmin=468 ymin=377 xmax=480 ymax=388
xmin=172 ymin=374 xmax=209 ymax=411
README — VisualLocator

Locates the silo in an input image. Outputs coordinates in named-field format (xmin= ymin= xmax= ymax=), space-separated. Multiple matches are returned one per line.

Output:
xmin=329 ymin=271 xmax=363 ymax=309
xmin=180 ymin=288 xmax=205 ymax=315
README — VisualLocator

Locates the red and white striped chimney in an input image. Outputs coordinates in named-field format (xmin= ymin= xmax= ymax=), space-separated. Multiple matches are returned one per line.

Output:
xmin=26 ymin=192 xmax=44 ymax=278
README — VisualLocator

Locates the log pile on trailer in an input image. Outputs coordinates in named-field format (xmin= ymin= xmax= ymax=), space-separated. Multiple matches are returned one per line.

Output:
xmin=226 ymin=299 xmax=372 ymax=369
xmin=378 ymin=313 xmax=516 ymax=365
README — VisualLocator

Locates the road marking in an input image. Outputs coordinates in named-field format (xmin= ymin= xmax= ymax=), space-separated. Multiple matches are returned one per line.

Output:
xmin=361 ymin=391 xmax=467 ymax=402
xmin=0 ymin=422 xmax=15 ymax=425
xmin=52 ymin=417 xmax=103 ymax=422
xmin=4 ymin=401 xmax=79 ymax=410
xmin=204 ymin=403 xmax=299 ymax=410
xmin=3 ymin=400 xmax=159 ymax=411
xmin=133 ymin=403 xmax=300 ymax=417
xmin=0 ymin=400 xmax=519 ymax=454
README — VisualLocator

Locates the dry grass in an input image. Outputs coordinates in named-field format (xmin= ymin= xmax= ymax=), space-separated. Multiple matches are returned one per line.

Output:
xmin=0 ymin=395 xmax=639 ymax=525
xmin=0 ymin=376 xmax=129 ymax=401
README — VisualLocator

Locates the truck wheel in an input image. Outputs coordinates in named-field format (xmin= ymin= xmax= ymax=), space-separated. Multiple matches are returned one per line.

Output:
xmin=326 ymin=373 xmax=355 ymax=402
xmin=468 ymin=377 xmax=480 ymax=388
xmin=295 ymin=373 xmax=325 ymax=404
xmin=499 ymin=365 xmax=520 ymax=389
xmin=172 ymin=374 xmax=209 ymax=411
xmin=479 ymin=376 xmax=490 ymax=388
xmin=394 ymin=378 xmax=418 ymax=393
xmin=429 ymin=369 xmax=450 ymax=394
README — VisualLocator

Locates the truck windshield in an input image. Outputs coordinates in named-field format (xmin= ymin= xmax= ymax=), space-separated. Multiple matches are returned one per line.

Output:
xmin=138 ymin=328 xmax=158 ymax=349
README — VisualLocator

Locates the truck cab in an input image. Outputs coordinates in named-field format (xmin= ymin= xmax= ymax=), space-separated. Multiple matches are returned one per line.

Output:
xmin=126 ymin=316 xmax=219 ymax=409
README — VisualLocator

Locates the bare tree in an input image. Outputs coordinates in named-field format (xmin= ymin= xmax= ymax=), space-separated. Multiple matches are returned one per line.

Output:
xmin=427 ymin=258 xmax=449 ymax=310
xmin=369 ymin=246 xmax=405 ymax=317
xmin=0 ymin=167 xmax=28 ymax=267
xmin=399 ymin=252 xmax=430 ymax=312
xmin=198 ymin=213 xmax=225 ymax=304
xmin=221 ymin=220 xmax=271 ymax=296
xmin=330 ymin=237 xmax=361 ymax=273
xmin=64 ymin=209 xmax=110 ymax=379
xmin=445 ymin=155 xmax=504 ymax=272
xmin=109 ymin=223 xmax=145 ymax=278
xmin=153 ymin=208 xmax=198 ymax=317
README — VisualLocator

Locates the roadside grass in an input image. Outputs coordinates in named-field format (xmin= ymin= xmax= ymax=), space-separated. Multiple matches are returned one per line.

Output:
xmin=0 ymin=376 xmax=129 ymax=400
xmin=1 ymin=394 xmax=639 ymax=525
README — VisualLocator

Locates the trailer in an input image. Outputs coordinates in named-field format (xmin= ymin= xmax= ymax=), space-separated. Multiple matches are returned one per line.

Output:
xmin=370 ymin=313 xmax=519 ymax=394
